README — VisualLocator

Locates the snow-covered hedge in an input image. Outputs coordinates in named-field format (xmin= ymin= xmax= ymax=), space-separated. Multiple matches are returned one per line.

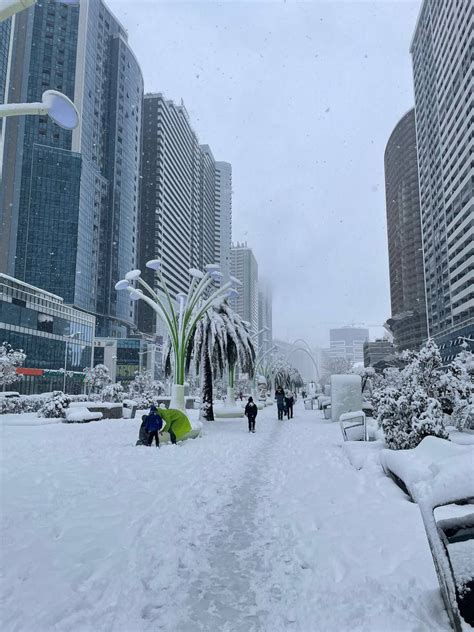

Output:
xmin=127 ymin=371 xmax=164 ymax=408
xmin=0 ymin=393 xmax=95 ymax=415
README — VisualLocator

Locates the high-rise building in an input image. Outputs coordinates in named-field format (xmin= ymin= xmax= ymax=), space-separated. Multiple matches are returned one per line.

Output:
xmin=230 ymin=242 xmax=259 ymax=335
xmin=215 ymin=161 xmax=232 ymax=284
xmin=411 ymin=0 xmax=473 ymax=361
xmin=258 ymin=279 xmax=273 ymax=353
xmin=138 ymin=94 xmax=230 ymax=335
xmin=384 ymin=108 xmax=428 ymax=351
xmin=0 ymin=0 xmax=143 ymax=338
xmin=329 ymin=326 xmax=369 ymax=365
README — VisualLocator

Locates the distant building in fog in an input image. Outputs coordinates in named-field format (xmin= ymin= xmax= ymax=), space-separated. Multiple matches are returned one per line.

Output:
xmin=230 ymin=242 xmax=259 ymax=335
xmin=329 ymin=327 xmax=369 ymax=365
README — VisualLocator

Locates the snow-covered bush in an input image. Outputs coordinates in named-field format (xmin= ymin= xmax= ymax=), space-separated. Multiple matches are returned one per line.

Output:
xmin=83 ymin=364 xmax=112 ymax=395
xmin=439 ymin=350 xmax=474 ymax=427
xmin=373 ymin=339 xmax=449 ymax=449
xmin=0 ymin=397 xmax=23 ymax=415
xmin=127 ymin=371 xmax=163 ymax=408
xmin=38 ymin=391 xmax=71 ymax=418
xmin=101 ymin=382 xmax=124 ymax=403
xmin=0 ymin=342 xmax=26 ymax=387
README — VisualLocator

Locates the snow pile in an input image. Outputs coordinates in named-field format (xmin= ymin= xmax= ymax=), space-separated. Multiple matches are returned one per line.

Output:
xmin=342 ymin=440 xmax=385 ymax=470
xmin=65 ymin=407 xmax=103 ymax=423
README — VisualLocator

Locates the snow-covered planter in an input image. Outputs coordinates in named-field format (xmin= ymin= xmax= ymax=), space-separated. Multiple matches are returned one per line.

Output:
xmin=37 ymin=392 xmax=71 ymax=418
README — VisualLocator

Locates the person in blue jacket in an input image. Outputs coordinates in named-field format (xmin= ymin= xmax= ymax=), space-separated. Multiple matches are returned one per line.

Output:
xmin=275 ymin=386 xmax=286 ymax=420
xmin=143 ymin=405 xmax=163 ymax=447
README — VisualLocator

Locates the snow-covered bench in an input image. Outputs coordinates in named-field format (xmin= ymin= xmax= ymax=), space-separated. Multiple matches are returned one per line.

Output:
xmin=69 ymin=401 xmax=122 ymax=419
xmin=380 ymin=436 xmax=473 ymax=501
xmin=65 ymin=406 xmax=103 ymax=423
xmin=416 ymin=455 xmax=474 ymax=631
xmin=339 ymin=410 xmax=367 ymax=442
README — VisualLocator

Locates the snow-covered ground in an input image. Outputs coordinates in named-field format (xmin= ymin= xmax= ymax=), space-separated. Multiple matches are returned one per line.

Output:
xmin=0 ymin=403 xmax=455 ymax=631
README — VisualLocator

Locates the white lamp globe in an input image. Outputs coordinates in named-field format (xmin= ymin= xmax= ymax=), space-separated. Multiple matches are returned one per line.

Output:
xmin=188 ymin=268 xmax=204 ymax=279
xmin=125 ymin=269 xmax=141 ymax=281
xmin=42 ymin=90 xmax=79 ymax=130
xmin=146 ymin=259 xmax=162 ymax=271
xmin=129 ymin=289 xmax=143 ymax=301
xmin=227 ymin=288 xmax=240 ymax=299
xmin=205 ymin=264 xmax=220 ymax=272
xmin=115 ymin=279 xmax=130 ymax=291
xmin=230 ymin=275 xmax=243 ymax=287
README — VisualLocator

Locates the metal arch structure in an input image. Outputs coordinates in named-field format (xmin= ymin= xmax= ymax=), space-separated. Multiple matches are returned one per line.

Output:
xmin=285 ymin=344 xmax=320 ymax=380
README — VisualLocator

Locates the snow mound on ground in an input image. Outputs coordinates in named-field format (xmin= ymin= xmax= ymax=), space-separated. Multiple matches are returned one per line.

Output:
xmin=342 ymin=440 xmax=385 ymax=470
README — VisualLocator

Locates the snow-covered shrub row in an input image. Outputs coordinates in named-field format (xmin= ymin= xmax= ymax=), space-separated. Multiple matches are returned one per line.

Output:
xmin=0 ymin=393 xmax=95 ymax=415
xmin=372 ymin=340 xmax=473 ymax=449
xmin=37 ymin=392 xmax=71 ymax=418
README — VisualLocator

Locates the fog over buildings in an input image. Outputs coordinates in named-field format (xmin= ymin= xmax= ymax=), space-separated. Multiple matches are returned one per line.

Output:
xmin=106 ymin=0 xmax=422 ymax=347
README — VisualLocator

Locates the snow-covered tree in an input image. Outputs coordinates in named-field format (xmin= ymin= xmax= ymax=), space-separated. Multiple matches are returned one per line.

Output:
xmin=101 ymin=382 xmax=125 ymax=403
xmin=373 ymin=339 xmax=448 ymax=449
xmin=351 ymin=365 xmax=376 ymax=393
xmin=38 ymin=391 xmax=70 ymax=418
xmin=127 ymin=370 xmax=164 ymax=408
xmin=83 ymin=364 xmax=112 ymax=395
xmin=270 ymin=356 xmax=304 ymax=391
xmin=441 ymin=350 xmax=474 ymax=430
xmin=0 ymin=342 xmax=26 ymax=388
xmin=180 ymin=301 xmax=255 ymax=420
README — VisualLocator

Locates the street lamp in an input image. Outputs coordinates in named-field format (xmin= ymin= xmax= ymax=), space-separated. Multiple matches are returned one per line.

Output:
xmin=63 ymin=331 xmax=80 ymax=393
xmin=0 ymin=90 xmax=79 ymax=129
xmin=115 ymin=261 xmax=235 ymax=410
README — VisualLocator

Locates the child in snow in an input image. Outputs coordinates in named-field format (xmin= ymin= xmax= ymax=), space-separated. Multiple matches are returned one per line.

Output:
xmin=143 ymin=405 xmax=163 ymax=447
xmin=245 ymin=396 xmax=258 ymax=433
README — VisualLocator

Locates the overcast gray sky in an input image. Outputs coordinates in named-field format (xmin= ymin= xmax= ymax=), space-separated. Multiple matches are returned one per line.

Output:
xmin=108 ymin=0 xmax=421 ymax=348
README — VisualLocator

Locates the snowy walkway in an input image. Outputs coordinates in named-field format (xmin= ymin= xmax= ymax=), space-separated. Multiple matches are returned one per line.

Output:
xmin=1 ymin=403 xmax=450 ymax=631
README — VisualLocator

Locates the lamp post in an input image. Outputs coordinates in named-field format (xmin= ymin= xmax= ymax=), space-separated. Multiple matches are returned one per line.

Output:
xmin=115 ymin=261 xmax=236 ymax=411
xmin=63 ymin=331 xmax=80 ymax=393
xmin=0 ymin=90 xmax=79 ymax=129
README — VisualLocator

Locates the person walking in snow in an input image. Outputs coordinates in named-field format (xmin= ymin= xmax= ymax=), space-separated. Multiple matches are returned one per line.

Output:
xmin=143 ymin=404 xmax=163 ymax=447
xmin=275 ymin=386 xmax=286 ymax=420
xmin=285 ymin=392 xmax=295 ymax=419
xmin=245 ymin=396 xmax=258 ymax=433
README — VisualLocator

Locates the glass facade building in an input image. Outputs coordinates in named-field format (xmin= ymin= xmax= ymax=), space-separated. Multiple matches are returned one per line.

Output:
xmin=0 ymin=0 xmax=143 ymax=338
xmin=0 ymin=273 xmax=95 ymax=394
xmin=384 ymin=109 xmax=428 ymax=351
xmin=411 ymin=0 xmax=473 ymax=360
